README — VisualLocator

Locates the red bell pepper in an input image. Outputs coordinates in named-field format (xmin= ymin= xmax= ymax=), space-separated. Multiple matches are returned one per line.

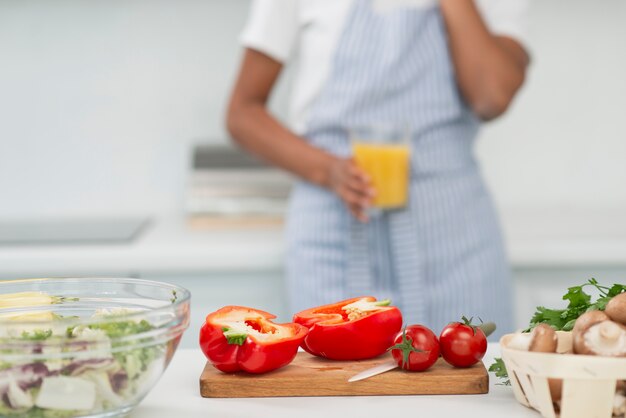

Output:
xmin=199 ymin=306 xmax=308 ymax=374
xmin=293 ymin=296 xmax=403 ymax=360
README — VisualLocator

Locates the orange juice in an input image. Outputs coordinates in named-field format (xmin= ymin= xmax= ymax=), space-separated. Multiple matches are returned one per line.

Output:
xmin=353 ymin=142 xmax=410 ymax=209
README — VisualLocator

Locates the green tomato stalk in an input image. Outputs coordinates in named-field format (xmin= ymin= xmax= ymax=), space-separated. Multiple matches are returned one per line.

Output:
xmin=387 ymin=327 xmax=426 ymax=369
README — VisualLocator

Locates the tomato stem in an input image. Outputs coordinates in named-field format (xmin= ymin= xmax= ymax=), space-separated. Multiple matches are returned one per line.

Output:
xmin=478 ymin=322 xmax=496 ymax=337
xmin=458 ymin=316 xmax=496 ymax=337
xmin=388 ymin=327 xmax=427 ymax=369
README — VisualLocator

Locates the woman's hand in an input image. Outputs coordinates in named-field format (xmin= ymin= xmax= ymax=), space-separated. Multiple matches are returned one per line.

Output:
xmin=226 ymin=49 xmax=375 ymax=222
xmin=327 ymin=158 xmax=375 ymax=222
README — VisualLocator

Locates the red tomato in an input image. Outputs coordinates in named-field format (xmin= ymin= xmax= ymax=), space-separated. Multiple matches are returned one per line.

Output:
xmin=389 ymin=325 xmax=440 ymax=371
xmin=439 ymin=317 xmax=487 ymax=368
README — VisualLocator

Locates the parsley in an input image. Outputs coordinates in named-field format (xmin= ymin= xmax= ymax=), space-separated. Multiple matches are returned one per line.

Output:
xmin=524 ymin=279 xmax=626 ymax=332
xmin=488 ymin=357 xmax=510 ymax=385
xmin=493 ymin=279 xmax=626 ymax=388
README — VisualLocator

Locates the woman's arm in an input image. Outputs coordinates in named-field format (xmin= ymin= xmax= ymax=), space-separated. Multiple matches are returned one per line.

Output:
xmin=440 ymin=0 xmax=530 ymax=121
xmin=226 ymin=48 xmax=374 ymax=221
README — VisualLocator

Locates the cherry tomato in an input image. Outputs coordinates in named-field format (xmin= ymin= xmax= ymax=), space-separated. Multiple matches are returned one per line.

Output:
xmin=389 ymin=325 xmax=440 ymax=371
xmin=439 ymin=317 xmax=487 ymax=368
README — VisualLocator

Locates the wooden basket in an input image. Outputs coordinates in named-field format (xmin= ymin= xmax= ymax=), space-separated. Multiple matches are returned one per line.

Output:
xmin=500 ymin=332 xmax=626 ymax=418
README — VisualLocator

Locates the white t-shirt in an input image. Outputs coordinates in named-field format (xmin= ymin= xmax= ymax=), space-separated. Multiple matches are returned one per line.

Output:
xmin=241 ymin=0 xmax=530 ymax=134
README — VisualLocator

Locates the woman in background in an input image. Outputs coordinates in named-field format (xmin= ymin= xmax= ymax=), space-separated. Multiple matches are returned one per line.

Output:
xmin=226 ymin=0 xmax=529 ymax=337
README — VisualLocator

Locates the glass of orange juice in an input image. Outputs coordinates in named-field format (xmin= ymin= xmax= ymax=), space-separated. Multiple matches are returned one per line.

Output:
xmin=351 ymin=126 xmax=411 ymax=210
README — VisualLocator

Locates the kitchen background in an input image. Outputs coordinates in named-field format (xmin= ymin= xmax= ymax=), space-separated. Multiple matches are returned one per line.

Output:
xmin=1 ymin=0 xmax=625 ymax=348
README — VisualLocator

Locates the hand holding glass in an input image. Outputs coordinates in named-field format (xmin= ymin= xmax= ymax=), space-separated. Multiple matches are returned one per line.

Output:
xmin=351 ymin=127 xmax=410 ymax=210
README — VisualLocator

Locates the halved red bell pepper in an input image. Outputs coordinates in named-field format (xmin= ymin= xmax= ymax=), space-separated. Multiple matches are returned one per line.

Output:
xmin=199 ymin=306 xmax=308 ymax=374
xmin=293 ymin=296 xmax=403 ymax=360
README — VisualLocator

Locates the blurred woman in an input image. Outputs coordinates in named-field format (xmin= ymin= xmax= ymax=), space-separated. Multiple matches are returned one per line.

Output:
xmin=226 ymin=0 xmax=529 ymax=336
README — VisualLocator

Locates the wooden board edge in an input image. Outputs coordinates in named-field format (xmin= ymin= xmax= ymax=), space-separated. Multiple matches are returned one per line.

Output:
xmin=199 ymin=361 xmax=490 ymax=398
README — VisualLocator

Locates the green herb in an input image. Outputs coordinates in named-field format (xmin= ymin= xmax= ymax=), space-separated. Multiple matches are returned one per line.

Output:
xmin=82 ymin=319 xmax=162 ymax=380
xmin=18 ymin=407 xmax=82 ymax=418
xmin=0 ymin=402 xmax=28 ymax=417
xmin=525 ymin=279 xmax=626 ymax=332
xmin=488 ymin=357 xmax=510 ymax=386
xmin=20 ymin=329 xmax=53 ymax=341
xmin=84 ymin=319 xmax=153 ymax=339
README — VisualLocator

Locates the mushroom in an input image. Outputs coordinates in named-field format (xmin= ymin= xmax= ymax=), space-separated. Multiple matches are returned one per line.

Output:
xmin=571 ymin=309 xmax=626 ymax=415
xmin=572 ymin=310 xmax=610 ymax=354
xmin=573 ymin=310 xmax=610 ymax=335
xmin=530 ymin=324 xmax=559 ymax=353
xmin=606 ymin=293 xmax=626 ymax=326
xmin=528 ymin=325 xmax=561 ymax=402
xmin=508 ymin=324 xmax=562 ymax=401
xmin=508 ymin=324 xmax=558 ymax=352
xmin=574 ymin=320 xmax=626 ymax=357
xmin=548 ymin=379 xmax=563 ymax=405
xmin=614 ymin=392 xmax=626 ymax=417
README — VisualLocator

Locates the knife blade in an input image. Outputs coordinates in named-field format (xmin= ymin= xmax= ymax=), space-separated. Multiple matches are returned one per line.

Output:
xmin=348 ymin=360 xmax=398 ymax=382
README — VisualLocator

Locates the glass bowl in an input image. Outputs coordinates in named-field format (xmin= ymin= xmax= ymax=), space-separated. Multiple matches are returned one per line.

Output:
xmin=0 ymin=278 xmax=190 ymax=418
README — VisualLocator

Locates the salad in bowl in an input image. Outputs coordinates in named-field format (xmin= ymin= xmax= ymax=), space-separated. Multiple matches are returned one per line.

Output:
xmin=0 ymin=278 xmax=190 ymax=418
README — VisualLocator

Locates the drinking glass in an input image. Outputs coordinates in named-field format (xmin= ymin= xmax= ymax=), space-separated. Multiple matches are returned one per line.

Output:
xmin=350 ymin=126 xmax=411 ymax=210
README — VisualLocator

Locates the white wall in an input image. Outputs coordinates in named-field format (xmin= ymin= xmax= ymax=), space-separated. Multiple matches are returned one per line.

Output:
xmin=1 ymin=0 xmax=625 ymax=219
xmin=0 ymin=0 xmax=251 ymax=218
xmin=477 ymin=0 xmax=626 ymax=215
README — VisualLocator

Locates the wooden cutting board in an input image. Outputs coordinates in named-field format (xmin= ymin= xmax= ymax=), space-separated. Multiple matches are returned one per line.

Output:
xmin=199 ymin=352 xmax=488 ymax=398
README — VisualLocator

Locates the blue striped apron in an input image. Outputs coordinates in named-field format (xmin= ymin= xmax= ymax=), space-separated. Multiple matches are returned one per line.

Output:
xmin=285 ymin=0 xmax=513 ymax=338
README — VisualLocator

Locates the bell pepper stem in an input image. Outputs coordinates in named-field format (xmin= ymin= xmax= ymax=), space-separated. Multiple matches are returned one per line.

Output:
xmin=222 ymin=326 xmax=248 ymax=346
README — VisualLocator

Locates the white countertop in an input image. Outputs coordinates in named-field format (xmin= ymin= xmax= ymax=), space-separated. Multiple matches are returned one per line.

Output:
xmin=133 ymin=345 xmax=539 ymax=418
xmin=1 ymin=208 xmax=625 ymax=278
xmin=0 ymin=218 xmax=284 ymax=276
